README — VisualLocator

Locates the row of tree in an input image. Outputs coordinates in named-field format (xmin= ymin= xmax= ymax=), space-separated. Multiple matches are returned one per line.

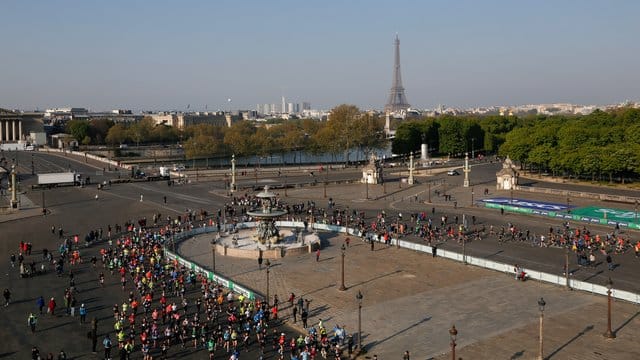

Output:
xmin=65 ymin=105 xmax=387 ymax=161
xmin=499 ymin=108 xmax=640 ymax=182
xmin=390 ymin=114 xmax=521 ymax=156
xmin=66 ymin=103 xmax=640 ymax=181
xmin=391 ymin=107 xmax=640 ymax=182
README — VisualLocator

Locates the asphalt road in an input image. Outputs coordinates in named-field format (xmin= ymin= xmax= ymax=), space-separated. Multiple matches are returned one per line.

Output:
xmin=1 ymin=151 xmax=640 ymax=358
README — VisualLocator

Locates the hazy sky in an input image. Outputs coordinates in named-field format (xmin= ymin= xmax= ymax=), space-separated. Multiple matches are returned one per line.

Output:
xmin=1 ymin=0 xmax=639 ymax=112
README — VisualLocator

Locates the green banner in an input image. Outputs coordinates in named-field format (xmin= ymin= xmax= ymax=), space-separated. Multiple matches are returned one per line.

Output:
xmin=484 ymin=203 xmax=533 ymax=214
xmin=570 ymin=206 xmax=640 ymax=226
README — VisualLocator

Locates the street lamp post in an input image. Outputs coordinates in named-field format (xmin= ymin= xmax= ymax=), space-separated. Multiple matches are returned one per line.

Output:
xmin=604 ymin=277 xmax=616 ymax=339
xmin=471 ymin=187 xmax=474 ymax=207
xmin=265 ymin=259 xmax=271 ymax=306
xmin=462 ymin=235 xmax=467 ymax=265
xmin=212 ymin=240 xmax=216 ymax=273
xmin=382 ymin=166 xmax=386 ymax=194
xmin=365 ymin=176 xmax=369 ymax=200
xmin=537 ymin=297 xmax=546 ymax=360
xmin=339 ymin=244 xmax=346 ymax=291
xmin=565 ymin=247 xmax=571 ymax=290
xmin=396 ymin=216 xmax=400 ymax=249
xmin=471 ymin=138 xmax=475 ymax=159
xmin=449 ymin=325 xmax=457 ymax=360
xmin=324 ymin=168 xmax=328 ymax=198
xmin=346 ymin=206 xmax=350 ymax=231
xmin=356 ymin=291 xmax=363 ymax=351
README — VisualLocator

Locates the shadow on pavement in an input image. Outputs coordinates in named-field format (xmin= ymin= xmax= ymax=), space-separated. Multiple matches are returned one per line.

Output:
xmin=39 ymin=320 xmax=74 ymax=332
xmin=364 ymin=316 xmax=431 ymax=349
xmin=349 ymin=269 xmax=402 ymax=288
xmin=546 ymin=324 xmax=593 ymax=359
xmin=614 ymin=311 xmax=640 ymax=334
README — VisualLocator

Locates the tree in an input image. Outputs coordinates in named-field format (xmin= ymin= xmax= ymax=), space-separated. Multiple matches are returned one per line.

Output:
xmin=499 ymin=127 xmax=534 ymax=167
xmin=128 ymin=117 xmax=155 ymax=146
xmin=105 ymin=123 xmax=129 ymax=145
xmin=327 ymin=104 xmax=361 ymax=164
xmin=66 ymin=120 xmax=90 ymax=143
xmin=223 ymin=121 xmax=256 ymax=156
xmin=182 ymin=124 xmax=226 ymax=159
xmin=438 ymin=115 xmax=465 ymax=156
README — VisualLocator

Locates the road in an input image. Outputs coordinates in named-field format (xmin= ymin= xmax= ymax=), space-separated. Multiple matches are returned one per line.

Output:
xmin=1 ymin=151 xmax=639 ymax=358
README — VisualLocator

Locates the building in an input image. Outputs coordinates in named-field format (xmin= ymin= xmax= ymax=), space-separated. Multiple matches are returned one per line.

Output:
xmin=0 ymin=108 xmax=45 ymax=145
xmin=148 ymin=112 xmax=234 ymax=129
xmin=43 ymin=107 xmax=89 ymax=122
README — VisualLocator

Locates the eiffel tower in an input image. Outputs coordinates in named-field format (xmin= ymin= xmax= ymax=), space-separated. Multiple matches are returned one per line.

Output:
xmin=384 ymin=34 xmax=410 ymax=113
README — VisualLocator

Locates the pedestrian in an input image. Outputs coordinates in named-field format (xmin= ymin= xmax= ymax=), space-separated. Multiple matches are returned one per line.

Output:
xmin=297 ymin=297 xmax=304 ymax=313
xmin=103 ymin=334 xmax=113 ymax=359
xmin=36 ymin=295 xmax=45 ymax=314
xmin=301 ymin=309 xmax=308 ymax=328
xmin=258 ymin=254 xmax=263 ymax=270
xmin=606 ymin=254 xmax=614 ymax=271
xmin=292 ymin=304 xmax=297 ymax=323
xmin=57 ymin=350 xmax=67 ymax=360
xmin=10 ymin=254 xmax=16 ymax=268
xmin=28 ymin=312 xmax=38 ymax=333
xmin=403 ymin=350 xmax=410 ymax=360
xmin=370 ymin=238 xmax=374 ymax=251
xmin=90 ymin=328 xmax=98 ymax=353
xmin=31 ymin=346 xmax=40 ymax=360
xmin=70 ymin=297 xmax=77 ymax=317
xmin=3 ymin=288 xmax=10 ymax=307
xmin=345 ymin=237 xmax=350 ymax=247
xmin=316 ymin=248 xmax=320 ymax=262
xmin=48 ymin=297 xmax=56 ymax=315
xmin=163 ymin=195 xmax=167 ymax=204
xmin=140 ymin=194 xmax=143 ymax=202
xmin=79 ymin=303 xmax=87 ymax=324
xmin=432 ymin=244 xmax=437 ymax=258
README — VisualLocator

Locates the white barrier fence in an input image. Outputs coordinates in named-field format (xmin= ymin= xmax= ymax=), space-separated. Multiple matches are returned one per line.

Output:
xmin=395 ymin=237 xmax=640 ymax=305
xmin=163 ymin=220 xmax=640 ymax=305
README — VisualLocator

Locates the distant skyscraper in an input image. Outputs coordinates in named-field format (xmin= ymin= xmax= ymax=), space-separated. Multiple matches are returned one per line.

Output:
xmin=384 ymin=34 xmax=410 ymax=113
xmin=282 ymin=96 xmax=286 ymax=114
xmin=302 ymin=102 xmax=311 ymax=111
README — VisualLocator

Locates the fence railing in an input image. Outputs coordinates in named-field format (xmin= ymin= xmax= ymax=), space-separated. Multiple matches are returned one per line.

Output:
xmin=163 ymin=221 xmax=640 ymax=305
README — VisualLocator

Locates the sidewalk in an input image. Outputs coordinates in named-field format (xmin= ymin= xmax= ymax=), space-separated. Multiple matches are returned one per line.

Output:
xmin=178 ymin=223 xmax=640 ymax=359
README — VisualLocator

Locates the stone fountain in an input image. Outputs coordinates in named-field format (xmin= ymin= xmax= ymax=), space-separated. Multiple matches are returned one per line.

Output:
xmin=246 ymin=185 xmax=287 ymax=245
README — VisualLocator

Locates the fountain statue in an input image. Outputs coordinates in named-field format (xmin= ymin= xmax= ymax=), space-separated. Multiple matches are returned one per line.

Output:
xmin=246 ymin=185 xmax=287 ymax=244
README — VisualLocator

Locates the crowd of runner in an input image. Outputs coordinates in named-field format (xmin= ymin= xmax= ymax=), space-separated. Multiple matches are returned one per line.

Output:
xmin=10 ymin=194 xmax=360 ymax=360
xmin=7 ymin=189 xmax=640 ymax=359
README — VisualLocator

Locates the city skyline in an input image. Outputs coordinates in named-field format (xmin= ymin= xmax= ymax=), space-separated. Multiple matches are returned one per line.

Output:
xmin=1 ymin=1 xmax=640 ymax=112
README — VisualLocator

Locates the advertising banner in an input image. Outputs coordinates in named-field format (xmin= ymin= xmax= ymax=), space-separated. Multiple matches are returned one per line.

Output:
xmin=481 ymin=197 xmax=573 ymax=211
